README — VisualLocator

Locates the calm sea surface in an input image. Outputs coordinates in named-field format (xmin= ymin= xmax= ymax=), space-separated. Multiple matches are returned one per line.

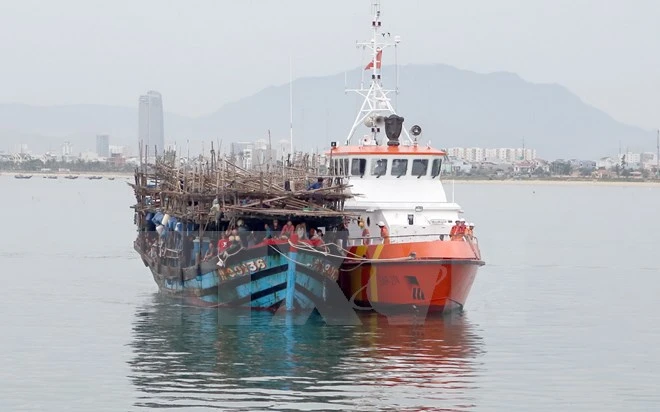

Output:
xmin=1 ymin=176 xmax=659 ymax=411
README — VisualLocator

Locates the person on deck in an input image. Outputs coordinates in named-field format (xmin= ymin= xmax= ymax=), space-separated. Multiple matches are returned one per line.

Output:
xmin=309 ymin=228 xmax=323 ymax=247
xmin=227 ymin=229 xmax=241 ymax=253
xmin=203 ymin=243 xmax=216 ymax=261
xmin=338 ymin=221 xmax=350 ymax=248
xmin=449 ymin=220 xmax=460 ymax=240
xmin=280 ymin=220 xmax=295 ymax=238
xmin=237 ymin=220 xmax=249 ymax=248
xmin=217 ymin=233 xmax=230 ymax=255
xmin=308 ymin=177 xmax=324 ymax=190
xmin=272 ymin=220 xmax=280 ymax=234
xmin=290 ymin=224 xmax=306 ymax=244
xmin=457 ymin=218 xmax=468 ymax=240
xmin=377 ymin=221 xmax=390 ymax=244
xmin=465 ymin=222 xmax=475 ymax=238
xmin=450 ymin=218 xmax=465 ymax=241
xmin=359 ymin=220 xmax=370 ymax=245
xmin=263 ymin=223 xmax=273 ymax=240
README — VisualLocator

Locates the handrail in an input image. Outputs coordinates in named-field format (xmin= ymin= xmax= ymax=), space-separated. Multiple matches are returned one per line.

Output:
xmin=345 ymin=233 xmax=479 ymax=247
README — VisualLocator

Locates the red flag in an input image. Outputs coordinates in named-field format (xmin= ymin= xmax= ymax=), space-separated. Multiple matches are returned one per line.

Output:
xmin=365 ymin=49 xmax=383 ymax=70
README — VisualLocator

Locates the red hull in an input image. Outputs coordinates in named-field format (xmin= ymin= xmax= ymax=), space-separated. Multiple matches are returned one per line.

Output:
xmin=339 ymin=240 xmax=484 ymax=313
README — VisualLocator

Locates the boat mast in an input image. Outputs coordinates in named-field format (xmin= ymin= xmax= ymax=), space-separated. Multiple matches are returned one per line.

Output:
xmin=289 ymin=55 xmax=294 ymax=156
xmin=345 ymin=0 xmax=410 ymax=146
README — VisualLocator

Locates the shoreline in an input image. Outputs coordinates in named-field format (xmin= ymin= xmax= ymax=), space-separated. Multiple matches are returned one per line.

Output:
xmin=4 ymin=171 xmax=660 ymax=187
xmin=1 ymin=171 xmax=133 ymax=179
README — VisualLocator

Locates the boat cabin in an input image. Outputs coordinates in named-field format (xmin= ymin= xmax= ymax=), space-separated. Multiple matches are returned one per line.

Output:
xmin=328 ymin=143 xmax=464 ymax=245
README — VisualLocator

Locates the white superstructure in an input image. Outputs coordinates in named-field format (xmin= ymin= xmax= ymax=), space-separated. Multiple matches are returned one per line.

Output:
xmin=329 ymin=1 xmax=463 ymax=245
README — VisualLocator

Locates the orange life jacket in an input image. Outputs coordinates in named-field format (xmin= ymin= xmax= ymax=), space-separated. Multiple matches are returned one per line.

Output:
xmin=380 ymin=227 xmax=390 ymax=244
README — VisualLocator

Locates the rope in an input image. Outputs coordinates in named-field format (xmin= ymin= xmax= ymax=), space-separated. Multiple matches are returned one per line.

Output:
xmin=285 ymin=239 xmax=413 ymax=263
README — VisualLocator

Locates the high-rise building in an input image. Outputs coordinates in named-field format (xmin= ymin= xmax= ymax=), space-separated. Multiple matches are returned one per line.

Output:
xmin=62 ymin=141 xmax=73 ymax=157
xmin=138 ymin=90 xmax=165 ymax=157
xmin=96 ymin=134 xmax=110 ymax=157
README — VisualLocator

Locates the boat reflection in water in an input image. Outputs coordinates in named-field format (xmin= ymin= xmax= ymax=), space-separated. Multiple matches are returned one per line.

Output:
xmin=128 ymin=294 xmax=485 ymax=411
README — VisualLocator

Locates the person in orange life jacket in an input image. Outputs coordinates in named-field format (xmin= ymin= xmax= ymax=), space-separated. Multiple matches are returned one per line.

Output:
xmin=465 ymin=222 xmax=475 ymax=237
xmin=449 ymin=221 xmax=458 ymax=237
xmin=457 ymin=218 xmax=467 ymax=237
xmin=451 ymin=218 xmax=466 ymax=240
xmin=377 ymin=221 xmax=390 ymax=244
xmin=359 ymin=219 xmax=370 ymax=245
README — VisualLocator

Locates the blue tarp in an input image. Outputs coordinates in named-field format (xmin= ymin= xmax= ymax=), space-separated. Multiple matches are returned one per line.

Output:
xmin=151 ymin=212 xmax=164 ymax=226
xmin=167 ymin=217 xmax=178 ymax=231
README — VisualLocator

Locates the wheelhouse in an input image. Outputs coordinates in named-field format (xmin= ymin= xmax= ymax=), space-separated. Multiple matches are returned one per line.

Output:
xmin=328 ymin=145 xmax=446 ymax=180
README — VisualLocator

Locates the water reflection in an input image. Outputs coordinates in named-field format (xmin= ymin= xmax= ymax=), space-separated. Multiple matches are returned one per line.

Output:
xmin=128 ymin=295 xmax=485 ymax=411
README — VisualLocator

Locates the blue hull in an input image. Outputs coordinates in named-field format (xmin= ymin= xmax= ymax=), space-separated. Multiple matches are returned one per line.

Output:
xmin=138 ymin=242 xmax=343 ymax=311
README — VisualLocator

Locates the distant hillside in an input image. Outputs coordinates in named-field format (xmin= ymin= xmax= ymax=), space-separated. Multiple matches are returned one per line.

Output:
xmin=0 ymin=64 xmax=652 ymax=159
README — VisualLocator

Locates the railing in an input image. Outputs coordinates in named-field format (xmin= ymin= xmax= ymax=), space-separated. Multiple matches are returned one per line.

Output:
xmin=345 ymin=233 xmax=479 ymax=247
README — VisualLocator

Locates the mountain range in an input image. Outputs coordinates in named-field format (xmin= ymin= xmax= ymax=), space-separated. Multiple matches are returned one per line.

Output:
xmin=0 ymin=64 xmax=653 ymax=160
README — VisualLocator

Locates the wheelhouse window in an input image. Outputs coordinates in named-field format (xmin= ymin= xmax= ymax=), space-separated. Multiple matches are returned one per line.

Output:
xmin=391 ymin=159 xmax=408 ymax=177
xmin=370 ymin=158 xmax=388 ymax=176
xmin=412 ymin=159 xmax=428 ymax=177
xmin=431 ymin=159 xmax=442 ymax=178
xmin=351 ymin=158 xmax=366 ymax=176
xmin=344 ymin=159 xmax=349 ymax=176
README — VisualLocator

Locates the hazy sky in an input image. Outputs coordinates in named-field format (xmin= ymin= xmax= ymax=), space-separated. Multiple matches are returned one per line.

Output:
xmin=1 ymin=0 xmax=658 ymax=129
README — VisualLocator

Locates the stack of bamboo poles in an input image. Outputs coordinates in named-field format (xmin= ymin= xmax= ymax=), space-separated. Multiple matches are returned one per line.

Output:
xmin=130 ymin=154 xmax=356 ymax=224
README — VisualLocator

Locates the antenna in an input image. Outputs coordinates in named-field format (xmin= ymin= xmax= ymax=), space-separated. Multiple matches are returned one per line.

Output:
xmin=344 ymin=0 xmax=410 ymax=146
xmin=268 ymin=129 xmax=273 ymax=167
xmin=289 ymin=55 xmax=294 ymax=155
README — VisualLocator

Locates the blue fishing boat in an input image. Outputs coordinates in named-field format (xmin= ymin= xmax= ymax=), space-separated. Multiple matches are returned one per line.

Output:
xmin=131 ymin=150 xmax=354 ymax=312
xmin=134 ymin=235 xmax=348 ymax=311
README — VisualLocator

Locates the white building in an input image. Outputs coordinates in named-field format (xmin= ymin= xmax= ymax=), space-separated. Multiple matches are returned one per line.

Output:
xmin=450 ymin=147 xmax=536 ymax=163
xmin=621 ymin=152 xmax=641 ymax=164
xmin=596 ymin=157 xmax=617 ymax=169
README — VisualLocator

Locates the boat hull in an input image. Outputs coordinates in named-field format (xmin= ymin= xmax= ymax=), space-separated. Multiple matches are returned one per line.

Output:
xmin=339 ymin=240 xmax=484 ymax=313
xmin=136 ymin=241 xmax=346 ymax=312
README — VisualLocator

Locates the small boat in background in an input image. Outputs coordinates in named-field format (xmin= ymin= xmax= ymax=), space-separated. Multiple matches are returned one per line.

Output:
xmin=14 ymin=174 xmax=33 ymax=179
xmin=46 ymin=175 xmax=58 ymax=179
xmin=108 ymin=177 xmax=116 ymax=181
xmin=87 ymin=175 xmax=103 ymax=180
xmin=64 ymin=175 xmax=79 ymax=180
